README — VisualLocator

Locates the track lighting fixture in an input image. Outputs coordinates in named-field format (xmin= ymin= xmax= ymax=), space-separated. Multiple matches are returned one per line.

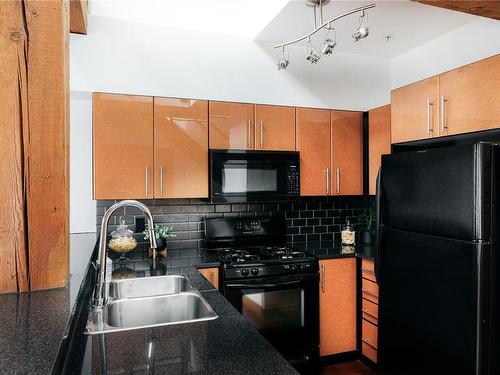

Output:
xmin=353 ymin=10 xmax=369 ymax=42
xmin=320 ymin=25 xmax=336 ymax=55
xmin=277 ymin=46 xmax=289 ymax=70
xmin=306 ymin=37 xmax=321 ymax=64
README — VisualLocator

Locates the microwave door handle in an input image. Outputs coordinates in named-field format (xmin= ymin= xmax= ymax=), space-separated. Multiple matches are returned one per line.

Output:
xmin=225 ymin=280 xmax=304 ymax=288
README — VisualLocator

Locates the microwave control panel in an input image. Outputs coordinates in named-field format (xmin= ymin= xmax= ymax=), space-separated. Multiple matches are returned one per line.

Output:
xmin=287 ymin=165 xmax=300 ymax=195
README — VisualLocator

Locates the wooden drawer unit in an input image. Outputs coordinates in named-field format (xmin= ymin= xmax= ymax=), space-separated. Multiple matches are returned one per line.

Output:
xmin=361 ymin=278 xmax=379 ymax=304
xmin=361 ymin=259 xmax=376 ymax=282
xmin=362 ymin=319 xmax=378 ymax=363
xmin=198 ymin=267 xmax=219 ymax=289
xmin=362 ymin=299 xmax=378 ymax=326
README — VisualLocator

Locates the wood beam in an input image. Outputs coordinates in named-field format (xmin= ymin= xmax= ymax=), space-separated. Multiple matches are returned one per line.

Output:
xmin=413 ymin=1 xmax=500 ymax=20
xmin=70 ymin=0 xmax=88 ymax=34
xmin=0 ymin=0 xmax=30 ymax=293
xmin=24 ymin=0 xmax=70 ymax=290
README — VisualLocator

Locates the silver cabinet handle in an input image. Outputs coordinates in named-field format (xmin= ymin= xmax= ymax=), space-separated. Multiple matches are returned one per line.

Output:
xmin=260 ymin=120 xmax=263 ymax=148
xmin=160 ymin=165 xmax=164 ymax=197
xmin=361 ymin=288 xmax=378 ymax=298
xmin=361 ymin=338 xmax=378 ymax=350
xmin=362 ymin=308 xmax=378 ymax=319
xmin=440 ymin=95 xmax=448 ymax=133
xmin=247 ymin=120 xmax=251 ymax=148
xmin=325 ymin=168 xmax=329 ymax=194
xmin=321 ymin=264 xmax=326 ymax=293
xmin=426 ymin=99 xmax=434 ymax=135
xmin=335 ymin=168 xmax=340 ymax=194
xmin=361 ymin=267 xmax=375 ymax=274
xmin=145 ymin=166 xmax=149 ymax=196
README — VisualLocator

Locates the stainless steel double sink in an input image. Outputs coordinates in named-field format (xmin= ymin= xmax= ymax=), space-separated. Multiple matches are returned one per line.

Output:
xmin=86 ymin=275 xmax=218 ymax=334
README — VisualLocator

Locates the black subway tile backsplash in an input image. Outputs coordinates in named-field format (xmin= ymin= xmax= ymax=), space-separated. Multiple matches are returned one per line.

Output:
xmin=96 ymin=196 xmax=372 ymax=249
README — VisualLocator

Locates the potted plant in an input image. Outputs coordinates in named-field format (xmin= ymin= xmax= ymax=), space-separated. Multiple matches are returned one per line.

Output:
xmin=357 ymin=211 xmax=376 ymax=244
xmin=143 ymin=224 xmax=175 ymax=257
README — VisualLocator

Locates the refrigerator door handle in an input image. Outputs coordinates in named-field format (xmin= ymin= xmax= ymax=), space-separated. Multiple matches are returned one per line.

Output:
xmin=375 ymin=167 xmax=382 ymax=285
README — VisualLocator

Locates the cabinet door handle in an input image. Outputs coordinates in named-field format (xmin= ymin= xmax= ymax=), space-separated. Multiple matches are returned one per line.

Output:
xmin=145 ymin=166 xmax=149 ymax=196
xmin=321 ymin=264 xmax=326 ymax=293
xmin=361 ymin=338 xmax=378 ymax=350
xmin=260 ymin=120 xmax=263 ymax=148
xmin=426 ymin=99 xmax=434 ymax=135
xmin=247 ymin=120 xmax=251 ymax=147
xmin=209 ymin=272 xmax=214 ymax=284
xmin=440 ymin=95 xmax=448 ymax=133
xmin=362 ymin=308 xmax=378 ymax=319
xmin=361 ymin=267 xmax=375 ymax=274
xmin=160 ymin=165 xmax=164 ymax=197
xmin=335 ymin=168 xmax=340 ymax=194
xmin=325 ymin=168 xmax=329 ymax=194
xmin=361 ymin=288 xmax=378 ymax=298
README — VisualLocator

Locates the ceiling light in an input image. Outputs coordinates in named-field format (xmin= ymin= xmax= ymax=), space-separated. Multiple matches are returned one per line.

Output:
xmin=320 ymin=25 xmax=336 ymax=55
xmin=273 ymin=2 xmax=375 ymax=70
xmin=353 ymin=10 xmax=369 ymax=42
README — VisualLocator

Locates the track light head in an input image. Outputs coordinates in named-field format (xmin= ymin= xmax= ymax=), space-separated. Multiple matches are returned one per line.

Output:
xmin=353 ymin=11 xmax=369 ymax=41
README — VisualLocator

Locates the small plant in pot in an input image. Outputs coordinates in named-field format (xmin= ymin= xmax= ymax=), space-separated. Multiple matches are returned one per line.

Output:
xmin=143 ymin=224 xmax=175 ymax=257
xmin=357 ymin=211 xmax=376 ymax=244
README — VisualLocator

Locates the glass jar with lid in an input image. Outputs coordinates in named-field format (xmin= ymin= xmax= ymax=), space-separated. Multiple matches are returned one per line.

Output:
xmin=108 ymin=217 xmax=137 ymax=260
xmin=341 ymin=220 xmax=355 ymax=245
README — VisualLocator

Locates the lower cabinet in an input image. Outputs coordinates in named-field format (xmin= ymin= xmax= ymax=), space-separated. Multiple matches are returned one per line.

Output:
xmin=319 ymin=258 xmax=357 ymax=356
xmin=198 ymin=267 xmax=219 ymax=289
xmin=360 ymin=259 xmax=378 ymax=364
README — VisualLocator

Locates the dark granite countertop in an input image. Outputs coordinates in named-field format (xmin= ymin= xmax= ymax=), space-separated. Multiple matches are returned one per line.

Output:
xmin=292 ymin=241 xmax=376 ymax=260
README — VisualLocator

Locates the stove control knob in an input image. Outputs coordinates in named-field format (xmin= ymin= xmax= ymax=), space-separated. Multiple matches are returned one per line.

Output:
xmin=289 ymin=264 xmax=297 ymax=272
xmin=251 ymin=268 xmax=259 ymax=276
xmin=241 ymin=269 xmax=249 ymax=276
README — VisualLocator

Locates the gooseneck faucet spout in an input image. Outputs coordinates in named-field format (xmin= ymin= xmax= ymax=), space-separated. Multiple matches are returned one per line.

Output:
xmin=94 ymin=200 xmax=157 ymax=308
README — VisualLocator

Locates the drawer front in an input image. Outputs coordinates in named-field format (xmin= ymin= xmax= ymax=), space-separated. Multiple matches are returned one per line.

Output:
xmin=362 ymin=341 xmax=378 ymax=363
xmin=362 ymin=319 xmax=378 ymax=348
xmin=361 ymin=259 xmax=376 ymax=282
xmin=362 ymin=299 xmax=378 ymax=326
xmin=361 ymin=278 xmax=379 ymax=304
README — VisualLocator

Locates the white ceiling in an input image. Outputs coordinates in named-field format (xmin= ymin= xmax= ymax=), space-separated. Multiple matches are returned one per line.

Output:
xmin=89 ymin=0 xmax=479 ymax=58
xmin=256 ymin=0 xmax=478 ymax=58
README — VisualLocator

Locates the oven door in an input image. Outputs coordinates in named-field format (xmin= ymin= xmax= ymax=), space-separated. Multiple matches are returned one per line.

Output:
xmin=223 ymin=273 xmax=319 ymax=362
xmin=210 ymin=150 xmax=299 ymax=202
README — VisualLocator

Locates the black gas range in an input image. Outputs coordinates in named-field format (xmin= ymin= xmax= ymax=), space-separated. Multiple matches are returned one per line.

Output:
xmin=204 ymin=216 xmax=320 ymax=372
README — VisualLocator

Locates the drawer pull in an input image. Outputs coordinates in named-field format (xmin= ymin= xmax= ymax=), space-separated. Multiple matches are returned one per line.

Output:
xmin=361 ymin=288 xmax=378 ymax=298
xmin=361 ymin=267 xmax=375 ymax=274
xmin=362 ymin=338 xmax=378 ymax=350
xmin=362 ymin=309 xmax=378 ymax=319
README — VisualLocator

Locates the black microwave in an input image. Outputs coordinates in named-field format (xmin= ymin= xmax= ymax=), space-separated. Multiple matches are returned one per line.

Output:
xmin=210 ymin=150 xmax=300 ymax=203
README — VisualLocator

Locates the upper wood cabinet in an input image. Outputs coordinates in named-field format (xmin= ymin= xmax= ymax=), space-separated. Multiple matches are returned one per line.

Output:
xmin=331 ymin=111 xmax=363 ymax=196
xmin=368 ymin=105 xmax=391 ymax=195
xmin=93 ymin=93 xmax=154 ymax=200
xmin=391 ymin=76 xmax=439 ymax=144
xmin=154 ymin=98 xmax=208 ymax=199
xmin=439 ymin=54 xmax=500 ymax=136
xmin=209 ymin=101 xmax=254 ymax=150
xmin=319 ymin=258 xmax=357 ymax=356
xmin=255 ymin=104 xmax=296 ymax=151
xmin=296 ymin=108 xmax=331 ymax=196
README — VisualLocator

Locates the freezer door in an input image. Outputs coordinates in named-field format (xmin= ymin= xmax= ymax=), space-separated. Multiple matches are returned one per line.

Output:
xmin=380 ymin=143 xmax=492 ymax=241
xmin=377 ymin=228 xmax=490 ymax=375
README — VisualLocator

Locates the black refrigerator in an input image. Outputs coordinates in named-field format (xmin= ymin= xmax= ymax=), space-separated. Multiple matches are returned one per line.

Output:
xmin=376 ymin=143 xmax=498 ymax=375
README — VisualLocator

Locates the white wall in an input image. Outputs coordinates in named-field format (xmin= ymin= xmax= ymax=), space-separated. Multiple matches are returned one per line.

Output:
xmin=391 ymin=18 xmax=500 ymax=89
xmin=70 ymin=92 xmax=95 ymax=233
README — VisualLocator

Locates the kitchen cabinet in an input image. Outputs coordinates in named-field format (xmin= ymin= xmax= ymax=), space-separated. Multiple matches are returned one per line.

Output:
xmin=296 ymin=108 xmax=331 ymax=196
xmin=209 ymin=101 xmax=254 ymax=150
xmin=391 ymin=76 xmax=439 ymax=144
xmin=198 ymin=267 xmax=219 ymax=289
xmin=439 ymin=54 xmax=500 ymax=136
xmin=360 ymin=258 xmax=378 ymax=364
xmin=93 ymin=93 xmax=154 ymax=199
xmin=368 ymin=105 xmax=391 ymax=195
xmin=331 ymin=111 xmax=363 ymax=196
xmin=154 ymin=98 xmax=209 ymax=198
xmin=319 ymin=258 xmax=357 ymax=356
xmin=255 ymin=104 xmax=295 ymax=151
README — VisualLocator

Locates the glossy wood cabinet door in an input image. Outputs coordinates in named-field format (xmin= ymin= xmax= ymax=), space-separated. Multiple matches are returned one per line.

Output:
xmin=319 ymin=258 xmax=357 ymax=356
xmin=254 ymin=104 xmax=295 ymax=151
xmin=391 ymin=76 xmax=439 ymax=143
xmin=296 ymin=108 xmax=331 ymax=196
xmin=439 ymin=54 xmax=500 ymax=137
xmin=154 ymin=98 xmax=208 ymax=198
xmin=93 ymin=93 xmax=154 ymax=199
xmin=198 ymin=267 xmax=219 ymax=289
xmin=209 ymin=101 xmax=254 ymax=150
xmin=331 ymin=111 xmax=363 ymax=196
xmin=368 ymin=105 xmax=391 ymax=195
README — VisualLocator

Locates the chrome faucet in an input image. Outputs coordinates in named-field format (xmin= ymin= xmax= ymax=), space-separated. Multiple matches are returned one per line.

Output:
xmin=94 ymin=200 xmax=157 ymax=308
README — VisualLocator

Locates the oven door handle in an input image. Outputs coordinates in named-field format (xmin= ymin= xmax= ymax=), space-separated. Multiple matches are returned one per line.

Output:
xmin=225 ymin=280 xmax=304 ymax=289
